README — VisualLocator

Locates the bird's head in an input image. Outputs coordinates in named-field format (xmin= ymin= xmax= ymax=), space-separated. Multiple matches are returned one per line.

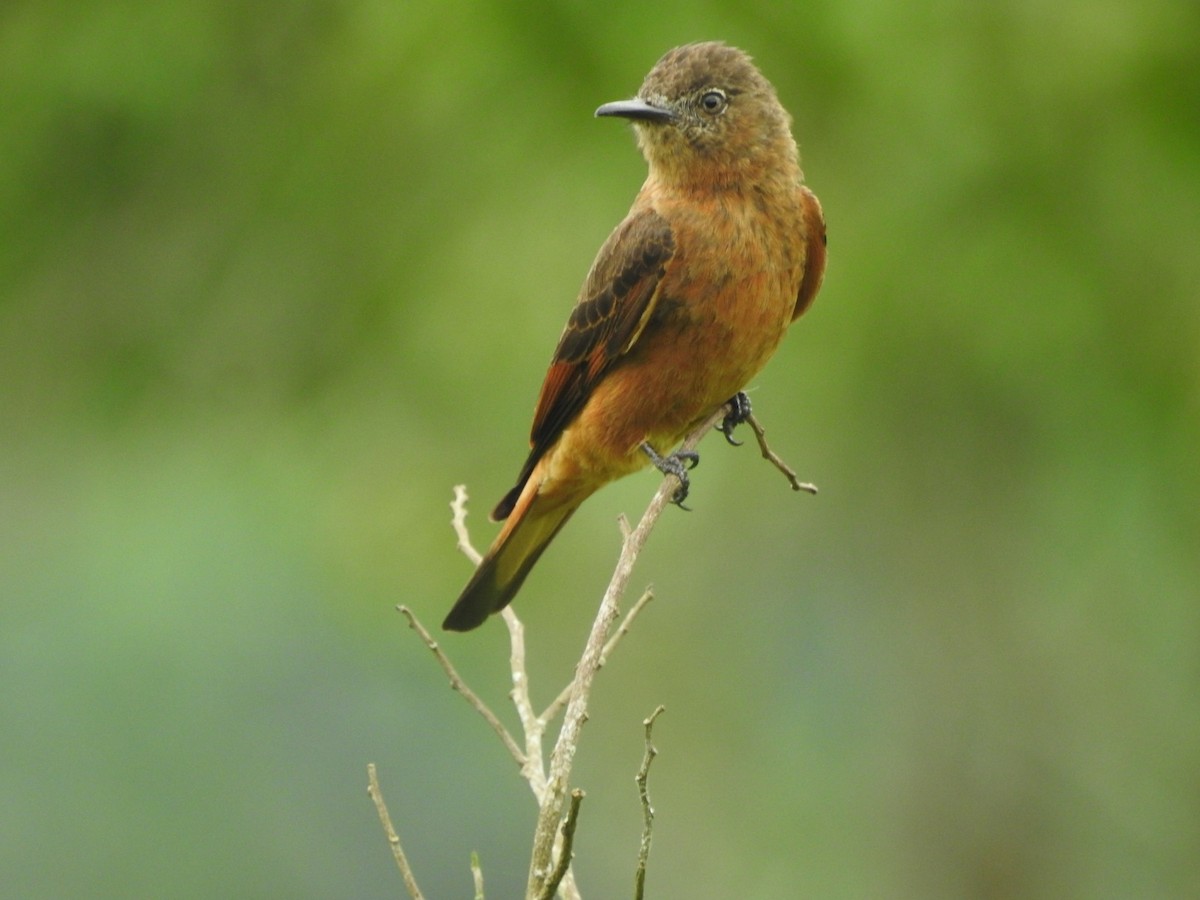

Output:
xmin=596 ymin=42 xmax=799 ymax=189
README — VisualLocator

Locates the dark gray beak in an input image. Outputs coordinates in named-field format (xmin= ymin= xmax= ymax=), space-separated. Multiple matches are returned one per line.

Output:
xmin=595 ymin=98 xmax=677 ymax=123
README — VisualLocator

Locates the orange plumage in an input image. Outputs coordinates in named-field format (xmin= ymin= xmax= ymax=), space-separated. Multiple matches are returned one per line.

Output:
xmin=443 ymin=42 xmax=826 ymax=631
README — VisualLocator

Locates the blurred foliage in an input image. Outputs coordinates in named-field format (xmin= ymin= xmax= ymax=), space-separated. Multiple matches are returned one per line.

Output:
xmin=2 ymin=1 xmax=1198 ymax=897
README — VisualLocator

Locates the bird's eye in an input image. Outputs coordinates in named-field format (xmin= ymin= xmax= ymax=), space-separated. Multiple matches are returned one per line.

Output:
xmin=699 ymin=90 xmax=727 ymax=115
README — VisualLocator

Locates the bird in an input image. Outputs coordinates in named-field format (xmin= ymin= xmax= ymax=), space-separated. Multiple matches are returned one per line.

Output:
xmin=443 ymin=41 xmax=826 ymax=631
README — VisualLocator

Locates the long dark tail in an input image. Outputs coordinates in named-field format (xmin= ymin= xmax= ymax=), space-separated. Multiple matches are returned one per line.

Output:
xmin=442 ymin=489 xmax=579 ymax=632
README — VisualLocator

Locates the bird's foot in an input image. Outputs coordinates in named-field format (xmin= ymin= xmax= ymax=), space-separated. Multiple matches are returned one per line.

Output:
xmin=717 ymin=391 xmax=753 ymax=446
xmin=641 ymin=442 xmax=700 ymax=510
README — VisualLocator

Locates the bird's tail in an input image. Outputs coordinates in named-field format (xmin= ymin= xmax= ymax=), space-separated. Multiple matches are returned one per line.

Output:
xmin=442 ymin=485 xmax=580 ymax=632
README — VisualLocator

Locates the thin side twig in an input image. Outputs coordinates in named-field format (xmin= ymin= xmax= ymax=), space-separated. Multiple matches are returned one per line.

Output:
xmin=397 ymin=605 xmax=527 ymax=770
xmin=451 ymin=488 xmax=549 ymax=796
xmin=504 ymin=605 xmax=549 ymax=795
xmin=633 ymin=706 xmax=666 ymax=900
xmin=451 ymin=483 xmax=484 ymax=565
xmin=367 ymin=763 xmax=426 ymax=900
xmin=535 ymin=789 xmax=586 ymax=900
xmin=540 ymin=587 xmax=655 ymax=725
xmin=744 ymin=410 xmax=817 ymax=494
xmin=470 ymin=851 xmax=485 ymax=900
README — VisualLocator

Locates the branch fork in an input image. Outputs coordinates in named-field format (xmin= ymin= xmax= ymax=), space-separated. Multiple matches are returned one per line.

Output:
xmin=371 ymin=399 xmax=811 ymax=897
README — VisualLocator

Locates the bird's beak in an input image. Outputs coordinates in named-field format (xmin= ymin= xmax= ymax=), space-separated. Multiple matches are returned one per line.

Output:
xmin=595 ymin=98 xmax=677 ymax=123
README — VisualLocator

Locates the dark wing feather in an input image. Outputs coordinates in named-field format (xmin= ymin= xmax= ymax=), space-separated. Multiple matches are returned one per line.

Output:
xmin=792 ymin=186 xmax=827 ymax=321
xmin=491 ymin=208 xmax=675 ymax=520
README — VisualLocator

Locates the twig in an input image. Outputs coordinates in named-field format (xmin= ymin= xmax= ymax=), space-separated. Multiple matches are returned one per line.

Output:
xmin=633 ymin=706 xmax=665 ymax=900
xmin=525 ymin=405 xmax=728 ymax=898
xmin=536 ymin=789 xmax=586 ymax=900
xmin=421 ymin=404 xmax=796 ymax=897
xmin=744 ymin=410 xmax=817 ymax=494
xmin=450 ymin=489 xmax=585 ymax=897
xmin=451 ymin=488 xmax=580 ymax=897
xmin=470 ymin=851 xmax=485 ymax=899
xmin=451 ymin=487 xmax=549 ymax=795
xmin=397 ymin=605 xmax=527 ymax=770
xmin=504 ymin=606 xmax=549 ymax=795
xmin=367 ymin=763 xmax=426 ymax=900
xmin=451 ymin=484 xmax=485 ymax=565
xmin=540 ymin=587 xmax=655 ymax=725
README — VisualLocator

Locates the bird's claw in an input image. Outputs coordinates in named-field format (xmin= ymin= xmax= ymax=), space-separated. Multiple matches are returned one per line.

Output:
xmin=641 ymin=443 xmax=700 ymax=510
xmin=718 ymin=391 xmax=753 ymax=446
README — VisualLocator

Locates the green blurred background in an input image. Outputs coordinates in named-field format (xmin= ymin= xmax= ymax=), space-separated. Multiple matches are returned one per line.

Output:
xmin=3 ymin=1 xmax=1197 ymax=897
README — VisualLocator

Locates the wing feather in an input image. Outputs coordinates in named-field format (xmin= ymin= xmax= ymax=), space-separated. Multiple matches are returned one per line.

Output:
xmin=491 ymin=208 xmax=675 ymax=520
xmin=792 ymin=186 xmax=826 ymax=321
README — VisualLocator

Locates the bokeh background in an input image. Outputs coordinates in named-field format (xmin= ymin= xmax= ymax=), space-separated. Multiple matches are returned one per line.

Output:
xmin=3 ymin=1 xmax=1198 ymax=897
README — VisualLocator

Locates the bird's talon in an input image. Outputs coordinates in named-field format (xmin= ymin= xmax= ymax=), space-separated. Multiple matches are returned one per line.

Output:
xmin=642 ymin=443 xmax=700 ymax=509
xmin=718 ymin=392 xmax=753 ymax=446
xmin=668 ymin=474 xmax=692 ymax=510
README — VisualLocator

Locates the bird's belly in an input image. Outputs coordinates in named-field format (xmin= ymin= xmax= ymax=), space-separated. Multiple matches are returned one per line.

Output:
xmin=565 ymin=282 xmax=791 ymax=472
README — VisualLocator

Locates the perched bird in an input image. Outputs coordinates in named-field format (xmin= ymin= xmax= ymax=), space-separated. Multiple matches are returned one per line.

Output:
xmin=443 ymin=41 xmax=826 ymax=631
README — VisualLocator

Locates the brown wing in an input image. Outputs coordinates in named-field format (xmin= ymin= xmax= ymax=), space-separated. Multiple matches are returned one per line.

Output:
xmin=792 ymin=186 xmax=827 ymax=321
xmin=491 ymin=208 xmax=675 ymax=520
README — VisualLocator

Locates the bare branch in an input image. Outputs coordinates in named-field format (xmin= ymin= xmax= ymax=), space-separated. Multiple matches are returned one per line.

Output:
xmin=744 ymin=410 xmax=817 ymax=494
xmin=451 ymin=483 xmax=485 ymax=565
xmin=525 ymin=405 xmax=727 ymax=898
xmin=410 ymin=405 xmax=800 ymax=897
xmin=504 ymin=606 xmax=549 ymax=798
xmin=634 ymin=706 xmax=666 ymax=900
xmin=447 ymin=490 xmax=567 ymax=891
xmin=470 ymin=851 xmax=485 ymax=899
xmin=397 ymin=605 xmax=526 ymax=770
xmin=535 ymin=789 xmax=586 ymax=900
xmin=367 ymin=763 xmax=426 ymax=900
xmin=450 ymin=487 xmax=546 ymax=784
